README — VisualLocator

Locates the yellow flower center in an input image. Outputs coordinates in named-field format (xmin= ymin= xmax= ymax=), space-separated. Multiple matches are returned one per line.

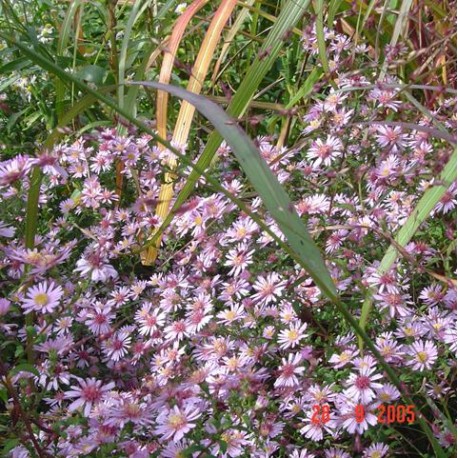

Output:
xmin=221 ymin=432 xmax=231 ymax=442
xmin=236 ymin=227 xmax=247 ymax=238
xmin=339 ymin=352 xmax=350 ymax=362
xmin=168 ymin=413 xmax=185 ymax=428
xmin=417 ymin=351 xmax=428 ymax=363
xmin=404 ymin=327 xmax=414 ymax=336
xmin=282 ymin=312 xmax=293 ymax=322
xmin=264 ymin=328 xmax=274 ymax=338
xmin=291 ymin=404 xmax=301 ymax=414
xmin=226 ymin=357 xmax=238 ymax=371
xmin=224 ymin=310 xmax=236 ymax=321
xmin=34 ymin=293 xmax=49 ymax=306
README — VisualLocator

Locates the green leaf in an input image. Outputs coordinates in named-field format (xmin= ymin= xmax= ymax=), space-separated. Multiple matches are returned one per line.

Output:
xmin=219 ymin=440 xmax=228 ymax=454
xmin=75 ymin=65 xmax=107 ymax=85
xmin=0 ymin=387 xmax=8 ymax=403
xmin=286 ymin=67 xmax=322 ymax=109
xmin=2 ymin=438 xmax=20 ymax=454
xmin=9 ymin=363 xmax=39 ymax=378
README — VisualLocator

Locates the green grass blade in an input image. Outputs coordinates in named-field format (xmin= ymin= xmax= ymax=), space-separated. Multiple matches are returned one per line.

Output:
xmin=327 ymin=0 xmax=343 ymax=27
xmin=286 ymin=67 xmax=322 ymax=109
xmin=313 ymin=0 xmax=331 ymax=77
xmin=118 ymin=0 xmax=153 ymax=111
xmin=380 ymin=149 xmax=456 ymax=269
xmin=56 ymin=0 xmax=84 ymax=119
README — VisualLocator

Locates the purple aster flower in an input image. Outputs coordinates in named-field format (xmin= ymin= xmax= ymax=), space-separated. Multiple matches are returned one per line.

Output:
xmin=0 ymin=155 xmax=31 ymax=186
xmin=344 ymin=367 xmax=384 ymax=404
xmin=362 ymin=442 xmax=389 ymax=458
xmin=154 ymin=403 xmax=201 ymax=441
xmin=406 ymin=340 xmax=438 ymax=371
xmin=65 ymin=377 xmax=115 ymax=416
xmin=21 ymin=280 xmax=63 ymax=314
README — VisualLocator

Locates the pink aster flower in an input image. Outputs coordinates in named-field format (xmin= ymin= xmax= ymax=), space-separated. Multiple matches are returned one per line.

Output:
xmin=274 ymin=352 xmax=305 ymax=388
xmin=278 ymin=322 xmax=308 ymax=349
xmin=307 ymin=135 xmax=343 ymax=167
xmin=216 ymin=303 xmax=246 ymax=324
xmin=305 ymin=384 xmax=336 ymax=404
xmin=375 ymin=125 xmax=409 ymax=153
xmin=336 ymin=397 xmax=378 ymax=434
xmin=102 ymin=329 xmax=132 ymax=361
xmin=0 ymin=155 xmax=31 ymax=186
xmin=84 ymin=303 xmax=114 ymax=335
xmin=375 ymin=333 xmax=404 ymax=363
xmin=107 ymin=286 xmax=132 ymax=308
xmin=21 ymin=281 xmax=63 ymax=314
xmin=373 ymin=291 xmax=412 ymax=318
xmin=300 ymin=405 xmax=337 ymax=441
xmin=154 ymin=403 xmax=201 ymax=441
xmin=362 ymin=442 xmax=389 ymax=458
xmin=30 ymin=151 xmax=68 ymax=178
xmin=368 ymin=87 xmax=401 ymax=111
xmin=419 ymin=284 xmax=445 ymax=306
xmin=365 ymin=269 xmax=400 ymax=294
xmin=375 ymin=384 xmax=400 ymax=403
xmin=406 ymin=340 xmax=438 ymax=371
xmin=223 ymin=218 xmax=259 ymax=244
xmin=251 ymin=273 xmax=286 ymax=306
xmin=375 ymin=155 xmax=399 ymax=180
xmin=164 ymin=319 xmax=191 ymax=341
xmin=218 ymin=278 xmax=250 ymax=304
xmin=74 ymin=251 xmax=118 ymax=282
xmin=434 ymin=182 xmax=456 ymax=214
xmin=343 ymin=367 xmax=384 ymax=404
xmin=135 ymin=302 xmax=166 ymax=336
xmin=224 ymin=243 xmax=255 ymax=276
xmin=65 ymin=378 xmax=115 ymax=416
xmin=329 ymin=347 xmax=359 ymax=369
xmin=106 ymin=396 xmax=152 ymax=428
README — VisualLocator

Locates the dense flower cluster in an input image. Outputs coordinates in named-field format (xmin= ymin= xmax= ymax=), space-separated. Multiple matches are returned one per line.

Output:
xmin=0 ymin=22 xmax=456 ymax=458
